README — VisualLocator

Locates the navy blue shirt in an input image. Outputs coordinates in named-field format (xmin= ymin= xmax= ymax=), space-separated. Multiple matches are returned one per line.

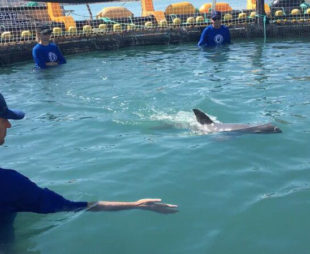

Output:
xmin=0 ymin=168 xmax=87 ymax=245
xmin=0 ymin=168 xmax=87 ymax=214
xmin=32 ymin=43 xmax=66 ymax=69
xmin=198 ymin=25 xmax=231 ymax=47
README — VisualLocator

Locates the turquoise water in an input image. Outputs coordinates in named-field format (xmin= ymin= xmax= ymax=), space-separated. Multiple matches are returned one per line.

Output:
xmin=1 ymin=38 xmax=310 ymax=254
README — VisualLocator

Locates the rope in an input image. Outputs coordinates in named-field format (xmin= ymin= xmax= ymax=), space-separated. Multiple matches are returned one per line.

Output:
xmin=256 ymin=13 xmax=267 ymax=43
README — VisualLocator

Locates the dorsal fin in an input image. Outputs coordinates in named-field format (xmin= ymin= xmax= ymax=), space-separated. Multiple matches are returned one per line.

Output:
xmin=192 ymin=109 xmax=214 ymax=125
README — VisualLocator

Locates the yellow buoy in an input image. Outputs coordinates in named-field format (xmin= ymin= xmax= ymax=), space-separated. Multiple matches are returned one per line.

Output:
xmin=145 ymin=21 xmax=153 ymax=29
xmin=127 ymin=24 xmax=136 ymax=31
xmin=159 ymin=20 xmax=168 ymax=28
xmin=291 ymin=9 xmax=301 ymax=15
xmin=249 ymin=11 xmax=256 ymax=19
xmin=82 ymin=25 xmax=92 ymax=34
xmin=21 ymin=30 xmax=32 ymax=38
xmin=96 ymin=7 xmax=133 ymax=19
xmin=1 ymin=31 xmax=11 ymax=40
xmin=195 ymin=16 xmax=204 ymax=24
xmin=275 ymin=10 xmax=284 ymax=17
xmin=199 ymin=3 xmax=232 ymax=13
xmin=172 ymin=17 xmax=181 ymax=26
xmin=186 ymin=17 xmax=195 ymax=25
xmin=306 ymin=8 xmax=310 ymax=15
xmin=113 ymin=24 xmax=122 ymax=32
xmin=68 ymin=26 xmax=77 ymax=34
xmin=224 ymin=13 xmax=232 ymax=21
xmin=238 ymin=13 xmax=247 ymax=19
xmin=52 ymin=27 xmax=62 ymax=36
xmin=98 ymin=24 xmax=108 ymax=32
xmin=165 ymin=2 xmax=195 ymax=15
xmin=297 ymin=18 xmax=304 ymax=23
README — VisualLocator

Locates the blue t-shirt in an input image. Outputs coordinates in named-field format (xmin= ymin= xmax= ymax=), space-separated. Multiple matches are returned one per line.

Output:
xmin=198 ymin=25 xmax=231 ymax=47
xmin=32 ymin=43 xmax=66 ymax=69
xmin=0 ymin=168 xmax=87 ymax=214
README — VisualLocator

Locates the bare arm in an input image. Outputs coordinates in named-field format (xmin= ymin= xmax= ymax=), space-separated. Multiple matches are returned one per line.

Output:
xmin=86 ymin=199 xmax=178 ymax=214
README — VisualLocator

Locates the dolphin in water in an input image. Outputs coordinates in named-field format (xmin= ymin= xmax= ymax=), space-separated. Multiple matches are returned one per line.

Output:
xmin=193 ymin=109 xmax=282 ymax=134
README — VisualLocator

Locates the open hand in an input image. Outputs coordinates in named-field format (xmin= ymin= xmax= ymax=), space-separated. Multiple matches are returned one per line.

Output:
xmin=135 ymin=199 xmax=178 ymax=214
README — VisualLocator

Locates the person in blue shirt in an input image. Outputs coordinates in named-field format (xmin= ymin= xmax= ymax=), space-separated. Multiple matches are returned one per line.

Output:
xmin=198 ymin=11 xmax=231 ymax=47
xmin=32 ymin=25 xmax=66 ymax=69
xmin=0 ymin=93 xmax=178 ymax=246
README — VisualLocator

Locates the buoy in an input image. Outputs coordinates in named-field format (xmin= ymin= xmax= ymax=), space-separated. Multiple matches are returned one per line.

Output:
xmin=21 ymin=30 xmax=32 ymax=38
xmin=127 ymin=24 xmax=136 ymax=31
xmin=96 ymin=7 xmax=133 ymax=19
xmin=238 ymin=13 xmax=247 ymax=19
xmin=249 ymin=11 xmax=256 ymax=19
xmin=195 ymin=16 xmax=204 ymax=24
xmin=172 ymin=17 xmax=181 ymax=26
xmin=165 ymin=2 xmax=195 ymax=15
xmin=306 ymin=8 xmax=310 ymax=15
xmin=159 ymin=20 xmax=168 ymax=28
xmin=82 ymin=25 xmax=92 ymax=34
xmin=52 ymin=27 xmax=62 ymax=36
xmin=68 ymin=26 xmax=77 ymax=34
xmin=275 ymin=10 xmax=284 ymax=17
xmin=224 ymin=13 xmax=232 ymax=21
xmin=113 ymin=24 xmax=122 ymax=32
xmin=186 ymin=17 xmax=195 ymax=25
xmin=199 ymin=3 xmax=232 ymax=13
xmin=145 ymin=21 xmax=153 ymax=29
xmin=291 ymin=9 xmax=301 ymax=15
xmin=98 ymin=24 xmax=108 ymax=32
xmin=1 ymin=31 xmax=11 ymax=40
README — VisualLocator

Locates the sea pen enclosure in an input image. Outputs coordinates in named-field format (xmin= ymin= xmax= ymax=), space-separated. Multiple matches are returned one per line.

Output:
xmin=1 ymin=0 xmax=310 ymax=65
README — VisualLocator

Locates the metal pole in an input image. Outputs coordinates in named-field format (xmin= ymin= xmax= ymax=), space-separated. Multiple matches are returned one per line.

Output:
xmin=86 ymin=4 xmax=93 ymax=21
xmin=256 ymin=0 xmax=265 ymax=26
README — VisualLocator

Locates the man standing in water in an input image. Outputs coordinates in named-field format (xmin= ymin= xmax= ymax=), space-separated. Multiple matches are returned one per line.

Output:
xmin=0 ymin=93 xmax=177 ymax=247
xmin=198 ymin=11 xmax=231 ymax=47
xmin=32 ymin=24 xmax=66 ymax=69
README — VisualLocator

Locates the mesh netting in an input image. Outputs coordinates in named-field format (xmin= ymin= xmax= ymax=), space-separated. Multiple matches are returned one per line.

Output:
xmin=0 ymin=0 xmax=310 ymax=43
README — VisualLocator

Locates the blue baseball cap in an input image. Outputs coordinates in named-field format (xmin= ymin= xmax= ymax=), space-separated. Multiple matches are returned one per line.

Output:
xmin=0 ymin=93 xmax=25 ymax=120
xmin=211 ymin=11 xmax=221 ymax=20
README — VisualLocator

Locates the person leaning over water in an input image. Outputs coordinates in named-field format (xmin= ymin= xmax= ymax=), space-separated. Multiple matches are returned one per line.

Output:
xmin=32 ymin=24 xmax=66 ymax=69
xmin=0 ymin=93 xmax=178 ymax=244
xmin=198 ymin=11 xmax=231 ymax=47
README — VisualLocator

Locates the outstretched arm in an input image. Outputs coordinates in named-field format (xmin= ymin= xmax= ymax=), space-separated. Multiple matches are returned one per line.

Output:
xmin=87 ymin=199 xmax=178 ymax=214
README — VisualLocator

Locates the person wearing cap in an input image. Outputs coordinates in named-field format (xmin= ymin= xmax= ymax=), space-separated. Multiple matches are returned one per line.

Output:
xmin=32 ymin=25 xmax=66 ymax=69
xmin=0 ymin=93 xmax=178 ymax=244
xmin=198 ymin=11 xmax=231 ymax=47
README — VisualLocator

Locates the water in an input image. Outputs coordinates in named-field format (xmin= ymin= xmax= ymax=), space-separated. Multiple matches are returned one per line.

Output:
xmin=1 ymin=38 xmax=310 ymax=254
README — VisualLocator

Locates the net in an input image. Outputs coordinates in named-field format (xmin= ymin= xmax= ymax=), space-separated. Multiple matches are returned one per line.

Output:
xmin=0 ymin=0 xmax=310 ymax=43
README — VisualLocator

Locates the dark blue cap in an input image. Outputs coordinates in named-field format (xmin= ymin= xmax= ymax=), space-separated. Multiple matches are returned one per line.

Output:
xmin=0 ymin=93 xmax=25 ymax=120
xmin=211 ymin=11 xmax=221 ymax=20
